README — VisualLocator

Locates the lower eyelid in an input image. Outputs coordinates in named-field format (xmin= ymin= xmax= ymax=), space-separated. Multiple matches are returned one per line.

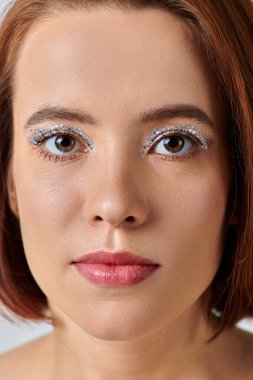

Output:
xmin=28 ymin=134 xmax=89 ymax=163
xmin=146 ymin=135 xmax=212 ymax=162
xmin=155 ymin=151 xmax=196 ymax=161
xmin=37 ymin=148 xmax=84 ymax=162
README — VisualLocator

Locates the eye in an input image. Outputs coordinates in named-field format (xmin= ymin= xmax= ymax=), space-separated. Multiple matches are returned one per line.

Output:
xmin=27 ymin=125 xmax=94 ymax=162
xmin=152 ymin=134 xmax=193 ymax=156
xmin=143 ymin=125 xmax=212 ymax=161
xmin=44 ymin=134 xmax=79 ymax=155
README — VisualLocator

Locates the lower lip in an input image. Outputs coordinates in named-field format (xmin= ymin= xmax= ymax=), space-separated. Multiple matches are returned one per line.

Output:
xmin=73 ymin=263 xmax=159 ymax=286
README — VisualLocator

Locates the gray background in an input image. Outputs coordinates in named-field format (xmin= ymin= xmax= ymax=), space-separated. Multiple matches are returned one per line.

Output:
xmin=0 ymin=0 xmax=12 ymax=19
xmin=0 ymin=0 xmax=252 ymax=355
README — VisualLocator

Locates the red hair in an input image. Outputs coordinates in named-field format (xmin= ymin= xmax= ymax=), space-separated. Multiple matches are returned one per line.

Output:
xmin=0 ymin=0 xmax=252 ymax=340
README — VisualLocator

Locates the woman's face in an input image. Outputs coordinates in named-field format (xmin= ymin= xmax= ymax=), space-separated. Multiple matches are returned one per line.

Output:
xmin=10 ymin=7 xmax=230 ymax=340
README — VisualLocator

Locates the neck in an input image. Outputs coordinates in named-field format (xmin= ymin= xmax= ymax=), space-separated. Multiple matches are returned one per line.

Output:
xmin=45 ymin=302 xmax=235 ymax=380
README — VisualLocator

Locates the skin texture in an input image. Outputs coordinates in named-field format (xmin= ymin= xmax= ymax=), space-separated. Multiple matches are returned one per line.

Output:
xmin=1 ymin=6 xmax=253 ymax=380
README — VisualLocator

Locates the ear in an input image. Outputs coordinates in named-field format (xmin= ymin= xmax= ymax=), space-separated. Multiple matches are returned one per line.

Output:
xmin=7 ymin=164 xmax=19 ymax=218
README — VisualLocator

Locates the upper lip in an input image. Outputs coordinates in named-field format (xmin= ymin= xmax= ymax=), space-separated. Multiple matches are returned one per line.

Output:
xmin=72 ymin=251 xmax=160 ymax=266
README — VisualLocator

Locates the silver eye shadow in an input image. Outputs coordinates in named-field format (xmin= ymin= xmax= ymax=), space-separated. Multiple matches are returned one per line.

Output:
xmin=142 ymin=125 xmax=211 ymax=154
xmin=27 ymin=124 xmax=94 ymax=150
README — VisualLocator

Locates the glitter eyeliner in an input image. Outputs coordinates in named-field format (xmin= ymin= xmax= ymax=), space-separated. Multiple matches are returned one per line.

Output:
xmin=27 ymin=123 xmax=212 ymax=160
xmin=142 ymin=125 xmax=211 ymax=154
xmin=27 ymin=124 xmax=94 ymax=150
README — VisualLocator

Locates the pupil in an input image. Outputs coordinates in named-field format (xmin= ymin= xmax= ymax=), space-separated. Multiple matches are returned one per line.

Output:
xmin=169 ymin=137 xmax=179 ymax=148
xmin=55 ymin=136 xmax=75 ymax=152
xmin=164 ymin=136 xmax=184 ymax=152
xmin=61 ymin=137 xmax=71 ymax=147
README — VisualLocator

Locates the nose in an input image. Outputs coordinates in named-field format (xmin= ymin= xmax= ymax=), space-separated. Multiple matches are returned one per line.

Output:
xmin=82 ymin=156 xmax=149 ymax=229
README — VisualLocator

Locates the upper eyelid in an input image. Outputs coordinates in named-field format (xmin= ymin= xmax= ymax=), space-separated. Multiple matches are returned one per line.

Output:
xmin=27 ymin=124 xmax=94 ymax=150
xmin=27 ymin=123 xmax=211 ymax=152
xmin=142 ymin=125 xmax=211 ymax=152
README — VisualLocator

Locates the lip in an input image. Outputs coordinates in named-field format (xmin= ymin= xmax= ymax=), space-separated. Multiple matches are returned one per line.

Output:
xmin=72 ymin=251 xmax=160 ymax=266
xmin=72 ymin=251 xmax=160 ymax=287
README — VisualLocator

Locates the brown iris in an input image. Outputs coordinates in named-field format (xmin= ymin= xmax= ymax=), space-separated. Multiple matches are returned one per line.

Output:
xmin=55 ymin=135 xmax=75 ymax=153
xmin=163 ymin=136 xmax=184 ymax=153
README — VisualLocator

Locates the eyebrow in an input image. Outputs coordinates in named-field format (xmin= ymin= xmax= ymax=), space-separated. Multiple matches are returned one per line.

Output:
xmin=23 ymin=104 xmax=215 ymax=130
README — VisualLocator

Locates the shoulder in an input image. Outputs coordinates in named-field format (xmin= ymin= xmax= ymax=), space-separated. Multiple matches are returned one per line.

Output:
xmin=231 ymin=327 xmax=253 ymax=379
xmin=0 ymin=333 xmax=53 ymax=380
xmin=234 ymin=326 xmax=253 ymax=352
xmin=205 ymin=325 xmax=253 ymax=379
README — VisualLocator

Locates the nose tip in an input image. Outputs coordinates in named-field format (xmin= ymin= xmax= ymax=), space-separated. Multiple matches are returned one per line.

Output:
xmin=83 ymin=183 xmax=149 ymax=229
xmin=82 ymin=152 xmax=149 ymax=229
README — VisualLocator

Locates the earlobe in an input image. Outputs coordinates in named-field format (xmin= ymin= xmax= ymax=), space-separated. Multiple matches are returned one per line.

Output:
xmin=7 ymin=165 xmax=19 ymax=218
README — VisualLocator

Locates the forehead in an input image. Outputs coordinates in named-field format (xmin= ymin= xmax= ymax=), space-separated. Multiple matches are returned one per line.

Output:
xmin=15 ymin=7 xmax=193 ymax=67
xmin=13 ymin=7 xmax=220 ymax=128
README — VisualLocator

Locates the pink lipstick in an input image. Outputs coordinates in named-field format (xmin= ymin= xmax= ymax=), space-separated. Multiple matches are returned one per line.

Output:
xmin=72 ymin=251 xmax=160 ymax=286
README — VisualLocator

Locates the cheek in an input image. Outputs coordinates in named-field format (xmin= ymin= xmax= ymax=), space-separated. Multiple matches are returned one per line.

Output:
xmin=151 ymin=164 xmax=229 ymax=275
xmin=12 ymin=159 xmax=82 ymax=268
xmin=147 ymin=179 xmax=227 ymax=325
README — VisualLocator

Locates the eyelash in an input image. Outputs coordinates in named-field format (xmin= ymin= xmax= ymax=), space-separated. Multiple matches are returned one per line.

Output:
xmin=28 ymin=127 xmax=92 ymax=162
xmin=28 ymin=126 xmax=211 ymax=163
xmin=39 ymin=132 xmax=85 ymax=162
xmin=145 ymin=130 xmax=209 ymax=161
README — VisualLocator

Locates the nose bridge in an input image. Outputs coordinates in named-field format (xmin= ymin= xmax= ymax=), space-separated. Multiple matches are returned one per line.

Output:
xmin=83 ymin=141 xmax=148 ymax=228
xmin=97 ymin=132 xmax=135 ymax=184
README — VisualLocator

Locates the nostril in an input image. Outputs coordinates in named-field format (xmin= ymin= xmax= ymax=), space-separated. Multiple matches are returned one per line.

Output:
xmin=94 ymin=216 xmax=103 ymax=222
xmin=91 ymin=215 xmax=136 ymax=226
xmin=125 ymin=216 xmax=135 ymax=222
xmin=93 ymin=215 xmax=135 ymax=223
